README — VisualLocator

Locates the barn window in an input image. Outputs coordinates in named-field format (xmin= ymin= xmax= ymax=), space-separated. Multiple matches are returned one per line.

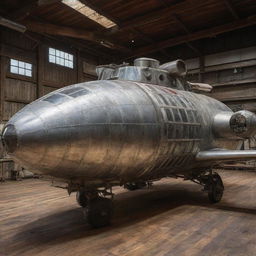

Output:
xmin=48 ymin=47 xmax=74 ymax=69
xmin=10 ymin=59 xmax=32 ymax=77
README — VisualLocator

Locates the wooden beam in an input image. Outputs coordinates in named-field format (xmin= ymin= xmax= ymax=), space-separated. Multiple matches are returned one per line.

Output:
xmin=131 ymin=15 xmax=256 ymax=57
xmin=109 ymin=0 xmax=204 ymax=33
xmin=38 ymin=0 xmax=61 ymax=5
xmin=205 ymin=83 xmax=256 ymax=102
xmin=25 ymin=30 xmax=114 ymax=59
xmin=188 ymin=59 xmax=256 ymax=74
xmin=156 ymin=0 xmax=201 ymax=55
xmin=171 ymin=14 xmax=201 ymax=55
xmin=10 ymin=1 xmax=38 ymax=21
xmin=212 ymin=78 xmax=256 ymax=87
xmin=223 ymin=0 xmax=239 ymax=20
xmin=80 ymin=0 xmax=170 ymax=58
xmin=172 ymin=14 xmax=190 ymax=34
xmin=80 ymin=0 xmax=120 ymax=26
xmin=0 ymin=16 xmax=26 ymax=32
xmin=23 ymin=20 xmax=130 ymax=53
xmin=10 ymin=0 xmax=61 ymax=21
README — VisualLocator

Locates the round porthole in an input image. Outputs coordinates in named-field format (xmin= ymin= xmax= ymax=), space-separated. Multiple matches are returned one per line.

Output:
xmin=159 ymin=74 xmax=164 ymax=81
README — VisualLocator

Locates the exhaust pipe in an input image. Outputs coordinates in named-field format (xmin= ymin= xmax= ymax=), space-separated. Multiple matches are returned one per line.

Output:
xmin=159 ymin=59 xmax=187 ymax=76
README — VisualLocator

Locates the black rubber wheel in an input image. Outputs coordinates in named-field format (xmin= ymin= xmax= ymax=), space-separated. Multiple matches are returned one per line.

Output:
xmin=87 ymin=197 xmax=113 ymax=228
xmin=76 ymin=191 xmax=88 ymax=208
xmin=124 ymin=181 xmax=146 ymax=191
xmin=208 ymin=173 xmax=224 ymax=203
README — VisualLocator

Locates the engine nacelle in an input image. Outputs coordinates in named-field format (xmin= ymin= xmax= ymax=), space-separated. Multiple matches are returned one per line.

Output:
xmin=213 ymin=110 xmax=256 ymax=139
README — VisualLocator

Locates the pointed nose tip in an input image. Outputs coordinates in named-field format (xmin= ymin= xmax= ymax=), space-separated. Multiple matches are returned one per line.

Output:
xmin=2 ymin=124 xmax=18 ymax=154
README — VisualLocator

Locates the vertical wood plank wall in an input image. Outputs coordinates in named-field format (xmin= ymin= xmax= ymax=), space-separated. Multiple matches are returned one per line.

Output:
xmin=0 ymin=28 xmax=101 ymax=180
xmin=185 ymin=47 xmax=256 ymax=168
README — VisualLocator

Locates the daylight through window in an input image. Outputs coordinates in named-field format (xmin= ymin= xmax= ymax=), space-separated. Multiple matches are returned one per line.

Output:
xmin=10 ymin=59 xmax=32 ymax=77
xmin=48 ymin=48 xmax=74 ymax=69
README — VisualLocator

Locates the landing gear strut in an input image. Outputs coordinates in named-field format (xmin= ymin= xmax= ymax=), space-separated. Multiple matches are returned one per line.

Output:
xmin=195 ymin=171 xmax=224 ymax=203
xmin=76 ymin=188 xmax=113 ymax=228
xmin=76 ymin=190 xmax=88 ymax=207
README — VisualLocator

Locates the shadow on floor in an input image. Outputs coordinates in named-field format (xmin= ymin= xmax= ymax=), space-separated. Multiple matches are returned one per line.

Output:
xmin=11 ymin=182 xmax=256 ymax=247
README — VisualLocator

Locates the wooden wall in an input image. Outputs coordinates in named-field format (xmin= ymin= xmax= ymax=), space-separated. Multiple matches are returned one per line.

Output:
xmin=185 ymin=46 xmax=256 ymax=168
xmin=0 ymin=28 xmax=101 ymax=180
xmin=185 ymin=46 xmax=256 ymax=111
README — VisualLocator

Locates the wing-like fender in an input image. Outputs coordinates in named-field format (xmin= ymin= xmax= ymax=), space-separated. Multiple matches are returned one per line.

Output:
xmin=196 ymin=150 xmax=256 ymax=162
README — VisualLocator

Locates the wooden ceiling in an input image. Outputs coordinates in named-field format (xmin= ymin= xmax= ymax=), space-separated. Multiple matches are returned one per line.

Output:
xmin=0 ymin=0 xmax=256 ymax=61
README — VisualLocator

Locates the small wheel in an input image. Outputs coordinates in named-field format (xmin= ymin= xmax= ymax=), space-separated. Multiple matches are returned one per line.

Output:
xmin=124 ymin=181 xmax=146 ymax=191
xmin=86 ymin=197 xmax=113 ymax=228
xmin=208 ymin=173 xmax=224 ymax=203
xmin=76 ymin=191 xmax=88 ymax=207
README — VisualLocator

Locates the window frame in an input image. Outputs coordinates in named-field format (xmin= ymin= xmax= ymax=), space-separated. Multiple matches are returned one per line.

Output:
xmin=9 ymin=58 xmax=33 ymax=78
xmin=48 ymin=47 xmax=74 ymax=69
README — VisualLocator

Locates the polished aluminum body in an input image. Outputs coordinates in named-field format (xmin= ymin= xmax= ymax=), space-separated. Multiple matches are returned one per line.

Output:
xmin=0 ymin=81 xmax=239 ymax=182
xmin=2 ymin=58 xmax=256 ymax=186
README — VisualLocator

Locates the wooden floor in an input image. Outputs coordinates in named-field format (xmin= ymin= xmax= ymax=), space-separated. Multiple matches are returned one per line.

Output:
xmin=1 ymin=170 xmax=256 ymax=256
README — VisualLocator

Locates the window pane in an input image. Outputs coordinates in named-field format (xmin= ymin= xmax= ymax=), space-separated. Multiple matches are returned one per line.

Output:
xmin=10 ymin=66 xmax=18 ymax=74
xmin=56 ymin=57 xmax=61 ymax=65
xmin=49 ymin=55 xmax=55 ymax=63
xmin=43 ymin=93 xmax=68 ymax=104
xmin=10 ymin=58 xmax=33 ymax=77
xmin=19 ymin=61 xmax=25 ymax=68
xmin=71 ymin=89 xmax=90 ymax=98
xmin=48 ymin=47 xmax=73 ymax=69
xmin=25 ymin=63 xmax=32 ymax=70
xmin=61 ymin=86 xmax=84 ymax=95
xmin=19 ymin=68 xmax=25 ymax=75
xmin=25 ymin=70 xmax=32 ymax=77
xmin=11 ymin=59 xmax=18 ymax=66
xmin=49 ymin=48 xmax=55 ymax=55
xmin=68 ymin=54 xmax=73 ymax=61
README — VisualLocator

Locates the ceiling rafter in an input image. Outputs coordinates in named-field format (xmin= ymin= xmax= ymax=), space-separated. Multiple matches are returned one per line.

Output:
xmin=80 ymin=0 xmax=170 ymax=58
xmin=223 ymin=0 xmax=239 ymax=20
xmin=171 ymin=14 xmax=201 ymax=55
xmin=5 ymin=0 xmax=131 ymax=54
xmin=80 ymin=0 xmax=120 ymax=26
xmin=109 ymin=0 xmax=205 ymax=34
xmin=153 ymin=0 xmax=201 ymax=55
xmin=130 ymin=15 xmax=256 ymax=58
xmin=25 ymin=30 xmax=113 ymax=59
xmin=22 ymin=19 xmax=130 ymax=53
xmin=10 ymin=0 xmax=61 ymax=21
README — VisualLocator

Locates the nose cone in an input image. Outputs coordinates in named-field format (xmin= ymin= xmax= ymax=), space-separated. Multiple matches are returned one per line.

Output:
xmin=2 ymin=124 xmax=18 ymax=153
xmin=1 ymin=109 xmax=48 ymax=171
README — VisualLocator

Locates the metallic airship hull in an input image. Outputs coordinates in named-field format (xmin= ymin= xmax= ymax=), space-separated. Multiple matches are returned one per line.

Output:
xmin=2 ymin=57 xmax=256 ymax=227
xmin=2 ymin=80 xmax=237 ymax=183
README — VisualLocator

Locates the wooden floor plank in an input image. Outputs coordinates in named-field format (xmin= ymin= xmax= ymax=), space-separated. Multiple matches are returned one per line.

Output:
xmin=1 ymin=170 xmax=256 ymax=256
